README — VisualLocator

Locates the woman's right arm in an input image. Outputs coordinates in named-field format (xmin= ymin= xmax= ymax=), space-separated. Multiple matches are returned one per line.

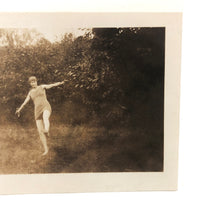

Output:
xmin=15 ymin=92 xmax=31 ymax=116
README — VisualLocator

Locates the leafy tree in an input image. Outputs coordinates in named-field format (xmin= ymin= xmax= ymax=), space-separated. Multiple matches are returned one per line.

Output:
xmin=0 ymin=27 xmax=165 ymax=128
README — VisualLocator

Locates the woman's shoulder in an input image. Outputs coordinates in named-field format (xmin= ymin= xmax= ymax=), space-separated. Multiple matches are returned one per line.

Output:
xmin=29 ymin=88 xmax=35 ymax=95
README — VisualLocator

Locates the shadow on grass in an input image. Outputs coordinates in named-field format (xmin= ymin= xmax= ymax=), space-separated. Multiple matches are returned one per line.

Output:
xmin=44 ymin=146 xmax=79 ymax=173
xmin=0 ymin=124 xmax=163 ymax=174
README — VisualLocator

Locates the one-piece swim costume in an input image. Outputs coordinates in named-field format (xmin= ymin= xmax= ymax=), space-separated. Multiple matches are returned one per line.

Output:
xmin=29 ymin=85 xmax=52 ymax=120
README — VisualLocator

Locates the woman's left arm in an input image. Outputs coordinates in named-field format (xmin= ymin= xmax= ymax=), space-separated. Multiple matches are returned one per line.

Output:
xmin=42 ymin=81 xmax=65 ymax=89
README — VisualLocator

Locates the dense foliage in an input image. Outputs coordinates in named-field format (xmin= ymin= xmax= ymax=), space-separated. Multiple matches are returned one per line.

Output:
xmin=0 ymin=28 xmax=165 ymax=129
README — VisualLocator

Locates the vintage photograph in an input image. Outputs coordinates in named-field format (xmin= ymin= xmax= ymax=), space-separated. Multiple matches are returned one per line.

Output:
xmin=0 ymin=13 xmax=181 ymax=193
xmin=0 ymin=18 xmax=165 ymax=174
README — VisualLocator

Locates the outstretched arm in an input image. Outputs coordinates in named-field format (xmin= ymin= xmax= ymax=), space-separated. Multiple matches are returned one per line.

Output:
xmin=15 ymin=92 xmax=31 ymax=117
xmin=41 ymin=81 xmax=65 ymax=90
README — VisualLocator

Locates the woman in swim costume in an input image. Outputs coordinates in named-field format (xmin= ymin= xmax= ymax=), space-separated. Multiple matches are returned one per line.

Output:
xmin=16 ymin=76 xmax=65 ymax=156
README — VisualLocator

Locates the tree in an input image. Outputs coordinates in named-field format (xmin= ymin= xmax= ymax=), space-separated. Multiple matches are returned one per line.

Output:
xmin=0 ymin=27 xmax=165 ymax=128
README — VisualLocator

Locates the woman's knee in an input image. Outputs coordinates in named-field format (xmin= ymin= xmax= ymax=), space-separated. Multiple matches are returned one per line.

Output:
xmin=43 ymin=110 xmax=50 ymax=120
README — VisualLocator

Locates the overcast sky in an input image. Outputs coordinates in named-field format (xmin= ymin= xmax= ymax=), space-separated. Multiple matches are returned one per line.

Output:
xmin=0 ymin=13 xmax=88 ymax=42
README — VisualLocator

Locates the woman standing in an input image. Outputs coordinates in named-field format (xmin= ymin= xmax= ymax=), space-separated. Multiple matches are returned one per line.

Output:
xmin=16 ymin=76 xmax=65 ymax=156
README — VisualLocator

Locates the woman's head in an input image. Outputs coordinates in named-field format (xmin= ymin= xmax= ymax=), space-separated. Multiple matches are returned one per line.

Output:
xmin=28 ymin=76 xmax=37 ymax=88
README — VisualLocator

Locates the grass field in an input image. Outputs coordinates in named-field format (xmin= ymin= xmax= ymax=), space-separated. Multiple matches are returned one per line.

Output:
xmin=0 ymin=124 xmax=163 ymax=174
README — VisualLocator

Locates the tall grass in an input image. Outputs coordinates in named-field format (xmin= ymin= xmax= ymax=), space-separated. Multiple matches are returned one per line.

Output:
xmin=0 ymin=123 xmax=163 ymax=174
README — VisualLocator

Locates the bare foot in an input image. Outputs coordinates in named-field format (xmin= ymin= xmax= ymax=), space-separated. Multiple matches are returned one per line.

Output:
xmin=43 ymin=129 xmax=50 ymax=137
xmin=42 ymin=148 xmax=49 ymax=156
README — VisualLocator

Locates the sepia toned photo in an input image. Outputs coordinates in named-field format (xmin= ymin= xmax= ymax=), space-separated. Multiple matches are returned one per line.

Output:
xmin=0 ymin=13 xmax=181 ymax=193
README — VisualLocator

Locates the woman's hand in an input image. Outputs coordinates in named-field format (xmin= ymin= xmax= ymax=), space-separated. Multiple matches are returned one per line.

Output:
xmin=60 ymin=80 xmax=67 ymax=85
xmin=15 ymin=108 xmax=21 ymax=117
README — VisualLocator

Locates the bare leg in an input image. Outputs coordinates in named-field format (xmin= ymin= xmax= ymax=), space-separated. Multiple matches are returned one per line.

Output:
xmin=36 ymin=120 xmax=49 ymax=156
xmin=43 ymin=110 xmax=51 ymax=135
